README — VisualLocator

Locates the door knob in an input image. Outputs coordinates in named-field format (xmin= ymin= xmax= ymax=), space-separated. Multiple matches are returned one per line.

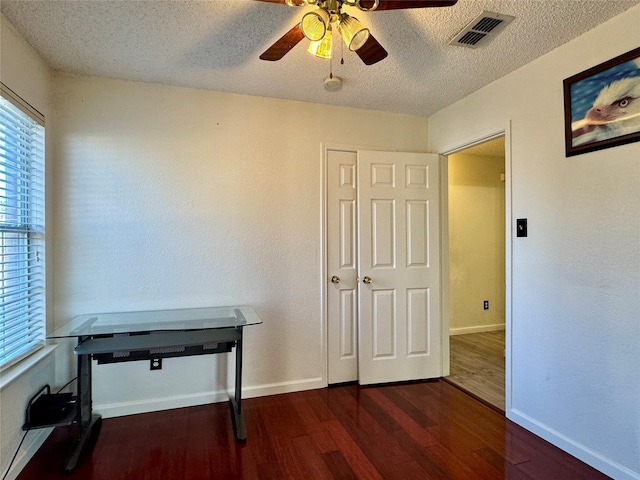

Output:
xmin=330 ymin=275 xmax=340 ymax=284
xmin=362 ymin=276 xmax=372 ymax=284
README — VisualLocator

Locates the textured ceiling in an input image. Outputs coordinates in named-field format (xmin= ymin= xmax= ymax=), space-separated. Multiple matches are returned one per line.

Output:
xmin=2 ymin=0 xmax=638 ymax=117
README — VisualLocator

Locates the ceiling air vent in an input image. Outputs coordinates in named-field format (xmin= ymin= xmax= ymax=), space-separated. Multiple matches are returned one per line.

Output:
xmin=449 ymin=11 xmax=515 ymax=49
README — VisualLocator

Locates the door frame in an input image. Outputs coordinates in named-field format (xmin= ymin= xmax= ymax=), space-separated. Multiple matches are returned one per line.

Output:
xmin=321 ymin=143 xmax=447 ymax=386
xmin=320 ymin=135 xmax=512 ymax=399
xmin=436 ymin=124 xmax=513 ymax=413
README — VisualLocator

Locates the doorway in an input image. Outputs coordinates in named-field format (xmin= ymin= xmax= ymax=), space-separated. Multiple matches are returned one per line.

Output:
xmin=444 ymin=136 xmax=506 ymax=412
xmin=324 ymin=147 xmax=442 ymax=385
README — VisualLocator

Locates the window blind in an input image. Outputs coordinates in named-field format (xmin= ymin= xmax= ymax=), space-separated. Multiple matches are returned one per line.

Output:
xmin=0 ymin=85 xmax=46 ymax=371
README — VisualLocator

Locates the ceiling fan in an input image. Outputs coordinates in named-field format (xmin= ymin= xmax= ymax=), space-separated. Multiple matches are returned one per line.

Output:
xmin=257 ymin=0 xmax=458 ymax=65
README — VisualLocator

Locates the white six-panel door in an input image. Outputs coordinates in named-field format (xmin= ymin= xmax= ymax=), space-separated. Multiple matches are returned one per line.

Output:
xmin=327 ymin=150 xmax=358 ymax=384
xmin=326 ymin=149 xmax=441 ymax=385
xmin=357 ymin=150 xmax=441 ymax=385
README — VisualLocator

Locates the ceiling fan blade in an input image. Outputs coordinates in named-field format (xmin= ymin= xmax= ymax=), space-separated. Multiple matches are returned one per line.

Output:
xmin=355 ymin=34 xmax=388 ymax=65
xmin=359 ymin=0 xmax=457 ymax=10
xmin=260 ymin=24 xmax=305 ymax=61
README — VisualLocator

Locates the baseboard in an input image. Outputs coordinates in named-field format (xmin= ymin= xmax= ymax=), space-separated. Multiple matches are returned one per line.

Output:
xmin=2 ymin=427 xmax=53 ymax=480
xmin=449 ymin=324 xmax=505 ymax=335
xmin=244 ymin=377 xmax=325 ymax=398
xmin=95 ymin=376 xmax=326 ymax=419
xmin=508 ymin=408 xmax=640 ymax=480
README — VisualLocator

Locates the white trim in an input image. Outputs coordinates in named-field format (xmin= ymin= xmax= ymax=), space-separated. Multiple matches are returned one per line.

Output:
xmin=320 ymin=143 xmax=329 ymax=387
xmin=95 ymin=377 xmax=325 ymax=419
xmin=244 ymin=377 xmax=325 ymax=398
xmin=1 ymin=428 xmax=53 ymax=480
xmin=439 ymin=155 xmax=450 ymax=376
xmin=504 ymin=122 xmax=514 ymax=415
xmin=438 ymin=130 xmax=506 ymax=157
xmin=449 ymin=324 xmax=505 ymax=335
xmin=508 ymin=409 xmax=640 ymax=480
xmin=0 ymin=345 xmax=56 ymax=392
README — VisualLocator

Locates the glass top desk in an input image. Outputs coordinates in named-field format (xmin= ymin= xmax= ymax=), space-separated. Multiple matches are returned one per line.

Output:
xmin=47 ymin=305 xmax=262 ymax=473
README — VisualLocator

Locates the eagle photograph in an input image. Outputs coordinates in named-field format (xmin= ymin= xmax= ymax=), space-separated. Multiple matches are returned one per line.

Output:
xmin=568 ymin=47 xmax=640 ymax=150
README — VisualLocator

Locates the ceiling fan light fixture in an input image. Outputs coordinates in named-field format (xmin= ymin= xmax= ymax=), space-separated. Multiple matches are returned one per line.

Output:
xmin=338 ymin=15 xmax=370 ymax=51
xmin=308 ymin=27 xmax=332 ymax=59
xmin=301 ymin=8 xmax=330 ymax=41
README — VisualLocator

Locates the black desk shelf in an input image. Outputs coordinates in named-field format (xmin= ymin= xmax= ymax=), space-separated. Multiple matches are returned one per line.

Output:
xmin=23 ymin=384 xmax=77 ymax=431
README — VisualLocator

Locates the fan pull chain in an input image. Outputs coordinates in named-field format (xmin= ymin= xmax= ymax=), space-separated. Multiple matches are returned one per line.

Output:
xmin=329 ymin=48 xmax=333 ymax=79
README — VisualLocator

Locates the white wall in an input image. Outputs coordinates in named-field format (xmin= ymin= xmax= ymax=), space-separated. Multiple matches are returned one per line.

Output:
xmin=4 ymin=5 xmax=639 ymax=479
xmin=50 ymin=73 xmax=429 ymax=415
xmin=430 ymin=6 xmax=640 ymax=480
xmin=0 ymin=14 xmax=55 ymax=480
xmin=448 ymin=153 xmax=505 ymax=334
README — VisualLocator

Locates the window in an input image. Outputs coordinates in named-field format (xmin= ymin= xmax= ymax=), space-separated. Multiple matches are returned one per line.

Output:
xmin=0 ymin=84 xmax=45 ymax=370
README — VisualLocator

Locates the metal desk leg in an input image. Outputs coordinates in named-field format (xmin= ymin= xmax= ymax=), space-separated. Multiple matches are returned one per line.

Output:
xmin=230 ymin=327 xmax=246 ymax=442
xmin=63 ymin=341 xmax=102 ymax=473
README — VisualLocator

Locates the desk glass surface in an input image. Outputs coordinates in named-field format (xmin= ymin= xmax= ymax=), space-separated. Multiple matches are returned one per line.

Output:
xmin=48 ymin=305 xmax=262 ymax=338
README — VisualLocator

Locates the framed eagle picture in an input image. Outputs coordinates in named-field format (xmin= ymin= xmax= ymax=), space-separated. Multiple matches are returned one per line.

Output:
xmin=563 ymin=46 xmax=640 ymax=157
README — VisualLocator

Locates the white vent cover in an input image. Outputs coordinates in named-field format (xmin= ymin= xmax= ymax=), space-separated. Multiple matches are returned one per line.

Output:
xmin=449 ymin=11 xmax=515 ymax=48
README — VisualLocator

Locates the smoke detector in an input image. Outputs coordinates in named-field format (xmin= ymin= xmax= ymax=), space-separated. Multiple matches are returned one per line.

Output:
xmin=323 ymin=75 xmax=342 ymax=92
xmin=449 ymin=11 xmax=515 ymax=48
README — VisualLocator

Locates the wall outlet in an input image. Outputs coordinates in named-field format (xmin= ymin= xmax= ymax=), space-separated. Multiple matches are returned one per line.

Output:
xmin=483 ymin=300 xmax=489 ymax=310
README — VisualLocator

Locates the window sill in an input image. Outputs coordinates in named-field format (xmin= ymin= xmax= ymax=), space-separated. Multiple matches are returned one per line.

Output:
xmin=0 ymin=345 xmax=57 ymax=392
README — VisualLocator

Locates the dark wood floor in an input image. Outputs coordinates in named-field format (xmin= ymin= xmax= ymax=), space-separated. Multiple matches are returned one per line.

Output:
xmin=18 ymin=380 xmax=608 ymax=480
xmin=448 ymin=331 xmax=506 ymax=412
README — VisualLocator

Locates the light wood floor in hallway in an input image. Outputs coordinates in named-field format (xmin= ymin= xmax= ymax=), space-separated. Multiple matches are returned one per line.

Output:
xmin=447 ymin=330 xmax=505 ymax=412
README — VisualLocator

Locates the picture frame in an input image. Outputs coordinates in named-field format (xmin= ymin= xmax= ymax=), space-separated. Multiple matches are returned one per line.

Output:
xmin=563 ymin=46 xmax=640 ymax=157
